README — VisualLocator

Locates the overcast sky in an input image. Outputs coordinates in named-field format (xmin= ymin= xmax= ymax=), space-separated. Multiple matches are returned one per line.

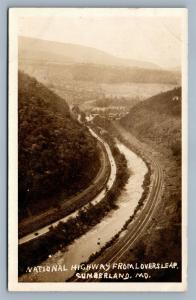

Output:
xmin=19 ymin=11 xmax=183 ymax=69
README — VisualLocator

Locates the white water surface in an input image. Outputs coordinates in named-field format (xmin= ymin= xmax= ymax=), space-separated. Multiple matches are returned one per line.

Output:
xmin=20 ymin=141 xmax=148 ymax=282
xmin=19 ymin=128 xmax=116 ymax=245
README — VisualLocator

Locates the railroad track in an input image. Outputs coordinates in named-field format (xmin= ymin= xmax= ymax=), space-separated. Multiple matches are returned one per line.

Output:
xmin=19 ymin=127 xmax=115 ymax=245
xmin=72 ymin=127 xmax=164 ymax=282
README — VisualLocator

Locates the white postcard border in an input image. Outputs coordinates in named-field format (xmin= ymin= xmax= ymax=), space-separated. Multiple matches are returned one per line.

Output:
xmin=8 ymin=7 xmax=188 ymax=292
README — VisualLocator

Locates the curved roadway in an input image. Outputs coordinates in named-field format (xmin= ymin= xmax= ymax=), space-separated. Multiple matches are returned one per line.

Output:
xmin=73 ymin=124 xmax=164 ymax=282
xmin=19 ymin=128 xmax=116 ymax=245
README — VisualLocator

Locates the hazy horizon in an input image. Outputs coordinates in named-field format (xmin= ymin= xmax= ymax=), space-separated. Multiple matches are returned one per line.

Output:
xmin=18 ymin=12 xmax=183 ymax=69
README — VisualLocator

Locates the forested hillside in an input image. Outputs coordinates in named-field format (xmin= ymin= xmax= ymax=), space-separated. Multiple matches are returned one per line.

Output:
xmin=18 ymin=72 xmax=100 ymax=219
xmin=121 ymin=87 xmax=181 ymax=158
xmin=120 ymin=87 xmax=182 ymax=281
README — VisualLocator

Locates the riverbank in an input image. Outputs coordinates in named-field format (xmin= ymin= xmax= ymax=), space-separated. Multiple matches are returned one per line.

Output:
xmin=109 ymin=122 xmax=181 ymax=282
xmin=19 ymin=134 xmax=148 ymax=282
xmin=19 ymin=130 xmax=129 ymax=276
xmin=19 ymin=130 xmax=110 ymax=238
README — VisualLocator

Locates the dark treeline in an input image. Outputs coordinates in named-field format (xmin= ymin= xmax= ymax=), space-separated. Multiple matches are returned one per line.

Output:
xmin=18 ymin=72 xmax=100 ymax=219
xmin=18 ymin=132 xmax=129 ymax=276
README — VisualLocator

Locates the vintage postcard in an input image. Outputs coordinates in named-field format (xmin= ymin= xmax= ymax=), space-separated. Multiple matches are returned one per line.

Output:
xmin=8 ymin=8 xmax=188 ymax=291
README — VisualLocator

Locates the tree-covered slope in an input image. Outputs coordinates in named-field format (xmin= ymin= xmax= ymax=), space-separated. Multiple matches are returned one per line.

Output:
xmin=18 ymin=72 xmax=100 ymax=218
xmin=120 ymin=87 xmax=181 ymax=158
xmin=119 ymin=87 xmax=182 ymax=281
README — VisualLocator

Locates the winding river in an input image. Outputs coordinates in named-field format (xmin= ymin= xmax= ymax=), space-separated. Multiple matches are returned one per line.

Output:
xmin=19 ymin=140 xmax=148 ymax=282
xmin=19 ymin=128 xmax=116 ymax=245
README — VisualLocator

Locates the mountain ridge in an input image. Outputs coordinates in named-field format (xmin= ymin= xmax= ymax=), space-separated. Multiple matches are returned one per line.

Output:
xmin=19 ymin=36 xmax=161 ymax=70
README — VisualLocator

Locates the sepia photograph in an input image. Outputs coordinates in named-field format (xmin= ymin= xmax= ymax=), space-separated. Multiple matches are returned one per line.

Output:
xmin=8 ymin=8 xmax=187 ymax=291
